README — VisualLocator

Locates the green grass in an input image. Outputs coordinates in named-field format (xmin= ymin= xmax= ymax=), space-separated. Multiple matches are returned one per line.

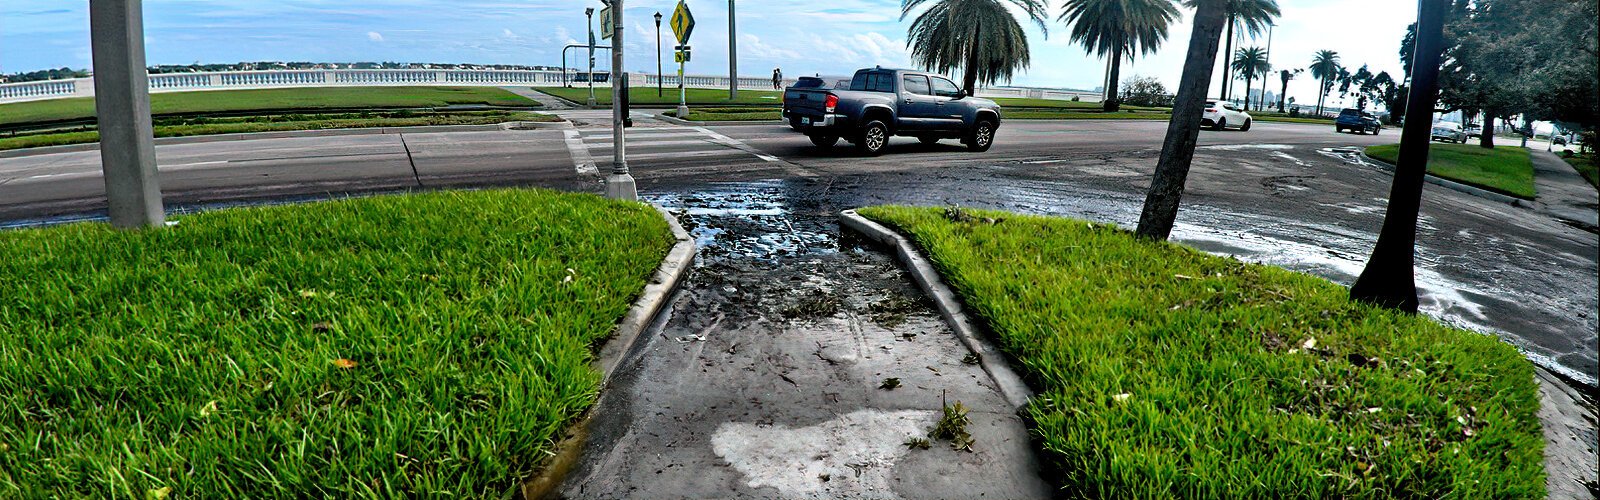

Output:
xmin=1006 ymin=109 xmax=1171 ymax=120
xmin=533 ymin=86 xmax=782 ymax=106
xmin=1561 ymin=154 xmax=1598 ymax=189
xmin=0 ymin=87 xmax=539 ymax=128
xmin=665 ymin=107 xmax=781 ymax=122
xmin=0 ymin=111 xmax=558 ymax=152
xmin=0 ymin=190 xmax=676 ymax=497
xmin=1366 ymin=143 xmax=1537 ymax=199
xmin=859 ymin=206 xmax=1545 ymax=498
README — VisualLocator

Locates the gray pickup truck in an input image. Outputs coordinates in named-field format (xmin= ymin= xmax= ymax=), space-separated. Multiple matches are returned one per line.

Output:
xmin=782 ymin=67 xmax=1002 ymax=155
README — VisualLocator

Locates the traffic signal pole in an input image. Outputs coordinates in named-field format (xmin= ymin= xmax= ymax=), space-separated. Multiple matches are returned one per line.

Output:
xmin=605 ymin=0 xmax=637 ymax=200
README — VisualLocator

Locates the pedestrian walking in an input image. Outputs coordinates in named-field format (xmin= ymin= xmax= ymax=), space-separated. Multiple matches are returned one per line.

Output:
xmin=772 ymin=68 xmax=783 ymax=89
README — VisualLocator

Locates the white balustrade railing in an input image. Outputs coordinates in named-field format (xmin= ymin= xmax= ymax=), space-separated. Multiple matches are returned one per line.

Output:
xmin=0 ymin=69 xmax=1103 ymax=105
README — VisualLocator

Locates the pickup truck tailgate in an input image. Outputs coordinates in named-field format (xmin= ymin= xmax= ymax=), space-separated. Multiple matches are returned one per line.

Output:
xmin=783 ymin=88 xmax=831 ymax=115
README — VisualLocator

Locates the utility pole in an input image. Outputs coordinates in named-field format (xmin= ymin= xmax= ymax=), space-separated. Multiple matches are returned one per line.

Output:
xmin=728 ymin=0 xmax=738 ymax=99
xmin=655 ymin=12 xmax=664 ymax=98
xmin=586 ymin=7 xmax=597 ymax=106
xmin=90 ymin=0 xmax=164 ymax=228
xmin=605 ymin=0 xmax=637 ymax=200
xmin=1260 ymin=23 xmax=1273 ymax=111
xmin=1349 ymin=0 xmax=1449 ymax=312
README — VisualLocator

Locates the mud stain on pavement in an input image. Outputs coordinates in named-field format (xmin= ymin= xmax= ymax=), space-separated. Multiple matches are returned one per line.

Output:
xmin=557 ymin=180 xmax=1051 ymax=499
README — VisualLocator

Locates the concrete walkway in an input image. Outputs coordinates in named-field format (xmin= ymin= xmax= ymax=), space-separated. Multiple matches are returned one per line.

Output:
xmin=503 ymin=86 xmax=574 ymax=110
xmin=1531 ymin=150 xmax=1599 ymax=230
xmin=557 ymin=180 xmax=1051 ymax=499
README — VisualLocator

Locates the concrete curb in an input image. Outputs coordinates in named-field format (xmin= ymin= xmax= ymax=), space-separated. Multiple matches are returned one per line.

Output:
xmin=521 ymin=205 xmax=695 ymax=499
xmin=839 ymin=209 xmax=1033 ymax=411
xmin=593 ymin=206 xmax=696 ymax=379
xmin=0 ymin=119 xmax=573 ymax=160
xmin=1358 ymin=152 xmax=1530 ymax=206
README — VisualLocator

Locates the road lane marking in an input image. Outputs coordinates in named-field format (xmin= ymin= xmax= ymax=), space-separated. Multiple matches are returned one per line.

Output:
xmin=586 ymin=139 xmax=715 ymax=150
xmin=564 ymin=129 xmax=599 ymax=176
xmin=693 ymin=127 xmax=815 ymax=178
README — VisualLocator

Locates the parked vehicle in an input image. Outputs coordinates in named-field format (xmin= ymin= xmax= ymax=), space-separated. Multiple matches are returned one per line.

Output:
xmin=1431 ymin=122 xmax=1467 ymax=143
xmin=1465 ymin=124 xmax=1483 ymax=139
xmin=1335 ymin=108 xmax=1383 ymax=135
xmin=1201 ymin=101 xmax=1252 ymax=131
xmin=781 ymin=67 xmax=1003 ymax=155
xmin=791 ymin=76 xmax=830 ymax=89
xmin=1553 ymin=135 xmax=1569 ymax=146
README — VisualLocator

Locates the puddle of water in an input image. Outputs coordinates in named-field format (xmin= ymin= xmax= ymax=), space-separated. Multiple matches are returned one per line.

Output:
xmin=649 ymin=180 xmax=837 ymax=263
xmin=1318 ymin=147 xmax=1381 ymax=168
xmin=1270 ymin=151 xmax=1312 ymax=167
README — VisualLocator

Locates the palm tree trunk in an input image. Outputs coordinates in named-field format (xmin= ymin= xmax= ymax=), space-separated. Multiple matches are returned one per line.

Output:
xmin=1279 ymin=75 xmax=1289 ymax=112
xmin=1104 ymin=45 xmax=1123 ymax=112
xmin=963 ymin=23 xmax=982 ymax=96
xmin=1242 ymin=74 xmax=1253 ymax=111
xmin=1135 ymin=0 xmax=1228 ymax=241
xmin=1316 ymin=76 xmax=1327 ymax=116
xmin=1221 ymin=20 xmax=1234 ymax=101
xmin=1349 ymin=0 xmax=1449 ymax=312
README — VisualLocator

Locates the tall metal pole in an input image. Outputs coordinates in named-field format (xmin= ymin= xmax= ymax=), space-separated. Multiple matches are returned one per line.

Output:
xmin=656 ymin=12 xmax=664 ymax=98
xmin=678 ymin=46 xmax=689 ymax=118
xmin=606 ymin=0 xmax=637 ymax=200
xmin=1349 ymin=0 xmax=1449 ymax=312
xmin=1260 ymin=23 xmax=1273 ymax=112
xmin=728 ymin=0 xmax=738 ymax=99
xmin=587 ymin=7 xmax=597 ymax=106
xmin=90 ymin=0 xmax=164 ymax=228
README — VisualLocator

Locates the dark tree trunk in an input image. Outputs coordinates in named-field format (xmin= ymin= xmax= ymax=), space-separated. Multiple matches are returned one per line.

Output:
xmin=1221 ymin=20 xmax=1234 ymax=101
xmin=1104 ymin=45 xmax=1123 ymax=112
xmin=1480 ymin=109 xmax=1496 ymax=148
xmin=1279 ymin=74 xmax=1289 ymax=112
xmin=1349 ymin=0 xmax=1450 ymax=313
xmin=1135 ymin=0 xmax=1228 ymax=241
xmin=1242 ymin=74 xmax=1253 ymax=111
xmin=963 ymin=23 xmax=982 ymax=96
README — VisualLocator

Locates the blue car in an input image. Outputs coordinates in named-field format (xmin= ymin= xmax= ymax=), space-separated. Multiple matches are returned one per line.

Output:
xmin=1335 ymin=108 xmax=1383 ymax=135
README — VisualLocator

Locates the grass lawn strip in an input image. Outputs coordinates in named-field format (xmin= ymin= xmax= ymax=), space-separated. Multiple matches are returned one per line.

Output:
xmin=859 ymin=206 xmax=1544 ymax=498
xmin=1560 ymin=154 xmax=1598 ymax=189
xmin=665 ymin=107 xmax=782 ymax=122
xmin=0 ymin=190 xmax=675 ymax=497
xmin=0 ymin=111 xmax=559 ymax=152
xmin=533 ymin=86 xmax=783 ymax=106
xmin=0 ymin=87 xmax=539 ymax=128
xmin=1366 ymin=143 xmax=1538 ymax=199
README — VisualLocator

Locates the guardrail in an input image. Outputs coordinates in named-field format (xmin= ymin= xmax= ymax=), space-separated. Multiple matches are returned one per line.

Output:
xmin=1 ymin=69 xmax=1104 ymax=105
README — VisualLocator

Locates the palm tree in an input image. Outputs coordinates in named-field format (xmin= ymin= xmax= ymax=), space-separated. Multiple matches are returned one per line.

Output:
xmin=1277 ymin=68 xmax=1300 ymax=112
xmin=903 ymin=0 xmax=1049 ymax=95
xmin=1230 ymin=46 xmax=1270 ymax=110
xmin=1058 ymin=0 xmax=1181 ymax=112
xmin=1309 ymin=50 xmax=1340 ymax=116
xmin=1136 ymin=0 xmax=1229 ymax=240
xmin=1182 ymin=0 xmax=1279 ymax=101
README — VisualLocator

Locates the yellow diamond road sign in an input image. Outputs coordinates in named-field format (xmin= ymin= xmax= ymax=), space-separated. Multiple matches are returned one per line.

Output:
xmin=670 ymin=0 xmax=696 ymax=45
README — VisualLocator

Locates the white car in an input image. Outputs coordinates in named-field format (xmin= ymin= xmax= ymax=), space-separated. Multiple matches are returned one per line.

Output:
xmin=1202 ymin=101 xmax=1252 ymax=131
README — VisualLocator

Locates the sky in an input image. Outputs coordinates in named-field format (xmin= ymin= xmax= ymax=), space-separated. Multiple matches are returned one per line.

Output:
xmin=0 ymin=0 xmax=1418 ymax=109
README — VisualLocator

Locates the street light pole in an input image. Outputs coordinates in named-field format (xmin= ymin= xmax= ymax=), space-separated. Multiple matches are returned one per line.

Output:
xmin=90 ymin=0 xmax=164 ymax=228
xmin=1260 ymin=23 xmax=1273 ymax=112
xmin=655 ymin=12 xmax=664 ymax=98
xmin=728 ymin=0 xmax=738 ymax=99
xmin=586 ymin=7 xmax=597 ymax=106
xmin=606 ymin=0 xmax=637 ymax=200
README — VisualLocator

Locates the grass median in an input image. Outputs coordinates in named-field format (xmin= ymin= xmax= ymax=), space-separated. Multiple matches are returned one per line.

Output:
xmin=1561 ymin=154 xmax=1598 ymax=189
xmin=665 ymin=107 xmax=781 ymax=122
xmin=859 ymin=206 xmax=1544 ymax=498
xmin=533 ymin=86 xmax=782 ymax=106
xmin=0 ymin=87 xmax=538 ymax=128
xmin=1366 ymin=143 xmax=1537 ymax=199
xmin=0 ymin=190 xmax=676 ymax=497
xmin=0 ymin=111 xmax=559 ymax=152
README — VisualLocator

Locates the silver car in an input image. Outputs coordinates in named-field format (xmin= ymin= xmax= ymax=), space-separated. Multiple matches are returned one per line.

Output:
xmin=1431 ymin=122 xmax=1467 ymax=143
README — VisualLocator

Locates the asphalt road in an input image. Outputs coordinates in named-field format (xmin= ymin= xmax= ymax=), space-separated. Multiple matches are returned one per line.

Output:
xmin=1 ymin=116 xmax=1595 ymax=388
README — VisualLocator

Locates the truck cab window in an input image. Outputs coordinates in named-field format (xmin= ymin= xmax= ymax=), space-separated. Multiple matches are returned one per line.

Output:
xmin=932 ymin=77 xmax=962 ymax=98
xmin=902 ymin=75 xmax=931 ymax=96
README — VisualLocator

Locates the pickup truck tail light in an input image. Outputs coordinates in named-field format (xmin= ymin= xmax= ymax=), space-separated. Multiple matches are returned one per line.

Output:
xmin=824 ymin=94 xmax=839 ymax=113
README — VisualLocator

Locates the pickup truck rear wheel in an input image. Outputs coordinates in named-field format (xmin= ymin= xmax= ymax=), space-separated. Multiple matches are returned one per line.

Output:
xmin=857 ymin=120 xmax=889 ymax=156
xmin=809 ymin=134 xmax=839 ymax=149
xmin=967 ymin=120 xmax=996 ymax=152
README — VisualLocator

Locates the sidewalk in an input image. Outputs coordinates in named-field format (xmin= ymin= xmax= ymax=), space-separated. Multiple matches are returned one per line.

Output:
xmin=503 ymin=86 xmax=575 ymax=110
xmin=557 ymin=181 xmax=1051 ymax=499
xmin=1531 ymin=150 xmax=1599 ymax=230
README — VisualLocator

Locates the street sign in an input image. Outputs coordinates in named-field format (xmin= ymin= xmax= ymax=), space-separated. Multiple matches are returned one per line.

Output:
xmin=674 ymin=50 xmax=691 ymax=63
xmin=599 ymin=6 xmax=614 ymax=40
xmin=670 ymin=0 xmax=696 ymax=45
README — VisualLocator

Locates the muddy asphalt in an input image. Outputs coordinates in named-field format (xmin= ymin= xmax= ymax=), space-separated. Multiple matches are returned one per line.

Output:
xmin=2 ymin=109 xmax=1595 ymax=497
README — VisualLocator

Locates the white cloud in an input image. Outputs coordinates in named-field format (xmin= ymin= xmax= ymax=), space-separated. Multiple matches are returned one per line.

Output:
xmin=366 ymin=31 xmax=384 ymax=42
